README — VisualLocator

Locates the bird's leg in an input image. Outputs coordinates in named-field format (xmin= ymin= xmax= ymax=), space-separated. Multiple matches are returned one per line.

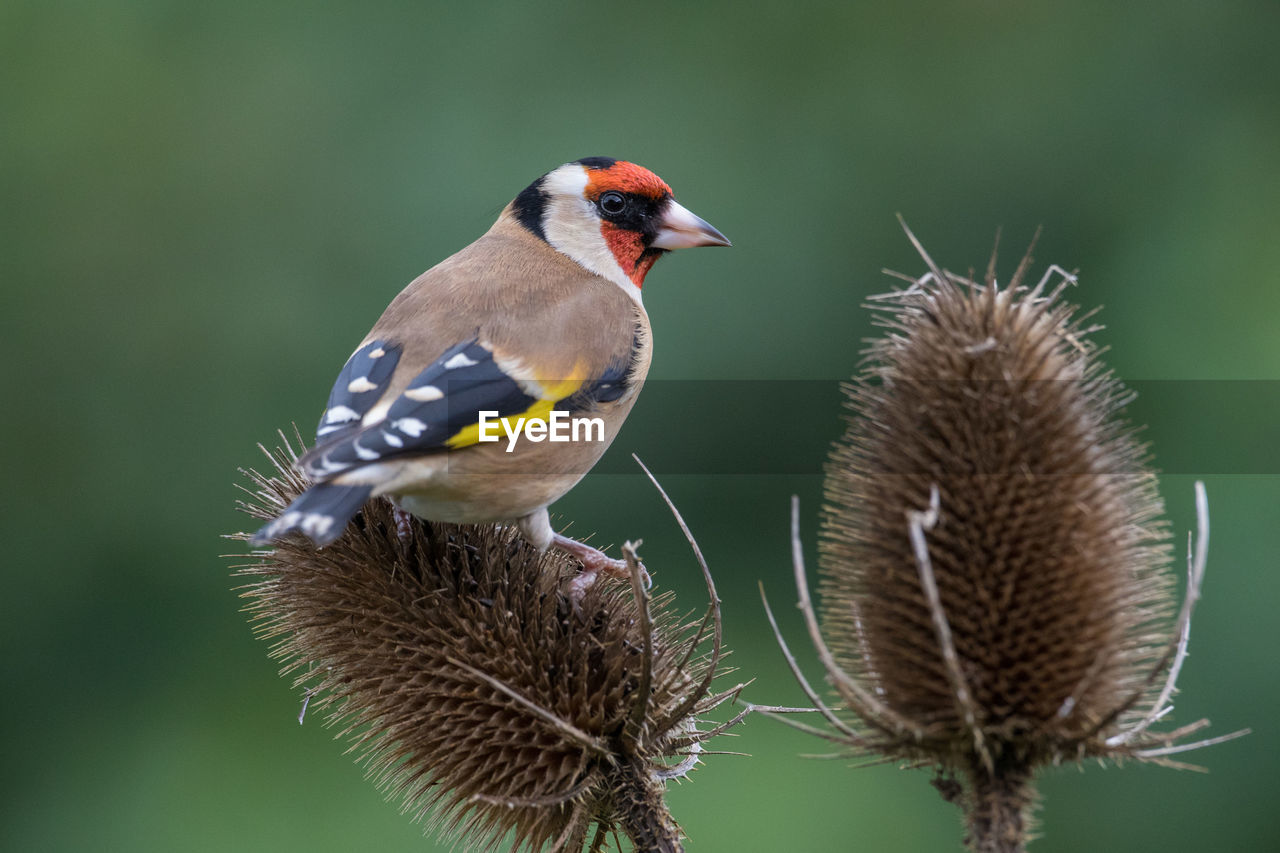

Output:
xmin=552 ymin=533 xmax=650 ymax=602
xmin=516 ymin=509 xmax=648 ymax=604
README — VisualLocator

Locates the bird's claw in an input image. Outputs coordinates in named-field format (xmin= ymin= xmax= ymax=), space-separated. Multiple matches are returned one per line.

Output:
xmin=391 ymin=506 xmax=415 ymax=543
xmin=551 ymin=533 xmax=650 ymax=607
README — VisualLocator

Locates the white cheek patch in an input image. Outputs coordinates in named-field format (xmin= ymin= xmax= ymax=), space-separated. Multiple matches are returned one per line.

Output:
xmin=540 ymin=164 xmax=643 ymax=305
xmin=541 ymin=162 xmax=591 ymax=200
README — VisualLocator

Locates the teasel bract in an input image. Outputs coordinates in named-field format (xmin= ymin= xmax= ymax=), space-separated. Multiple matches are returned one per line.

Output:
xmin=765 ymin=226 xmax=1247 ymax=852
xmin=231 ymin=434 xmax=744 ymax=852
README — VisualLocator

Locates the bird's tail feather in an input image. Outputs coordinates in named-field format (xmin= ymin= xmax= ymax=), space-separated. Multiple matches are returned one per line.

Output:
xmin=249 ymin=483 xmax=374 ymax=547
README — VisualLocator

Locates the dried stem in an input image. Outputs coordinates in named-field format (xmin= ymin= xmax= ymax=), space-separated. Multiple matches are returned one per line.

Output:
xmin=610 ymin=760 xmax=684 ymax=853
xmin=964 ymin=763 xmax=1036 ymax=853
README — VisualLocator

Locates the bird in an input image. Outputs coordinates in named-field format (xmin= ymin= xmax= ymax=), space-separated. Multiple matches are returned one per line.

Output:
xmin=251 ymin=157 xmax=730 ymax=591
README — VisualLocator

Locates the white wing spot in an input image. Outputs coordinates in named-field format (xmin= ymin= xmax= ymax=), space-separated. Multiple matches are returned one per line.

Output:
xmin=263 ymin=512 xmax=298 ymax=539
xmin=347 ymin=376 xmax=378 ymax=394
xmin=312 ymin=454 xmax=348 ymax=475
xmin=300 ymin=513 xmax=335 ymax=540
xmin=404 ymin=384 xmax=444 ymax=402
xmin=325 ymin=405 xmax=360 ymax=424
xmin=443 ymin=351 xmax=480 ymax=370
xmin=369 ymin=347 xmax=386 ymax=358
xmin=362 ymin=400 xmax=392 ymax=426
xmin=392 ymin=417 xmax=428 ymax=437
xmin=353 ymin=440 xmax=380 ymax=461
xmin=381 ymin=430 xmax=404 ymax=448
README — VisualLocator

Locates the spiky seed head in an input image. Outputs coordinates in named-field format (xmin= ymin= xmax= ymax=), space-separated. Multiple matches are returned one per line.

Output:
xmin=762 ymin=232 xmax=1242 ymax=853
xmin=804 ymin=236 xmax=1220 ymax=853
xmin=820 ymin=251 xmax=1174 ymax=763
xmin=231 ymin=436 xmax=734 ymax=853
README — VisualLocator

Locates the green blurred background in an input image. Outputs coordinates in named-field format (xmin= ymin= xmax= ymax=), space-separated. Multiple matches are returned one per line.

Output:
xmin=5 ymin=1 xmax=1277 ymax=850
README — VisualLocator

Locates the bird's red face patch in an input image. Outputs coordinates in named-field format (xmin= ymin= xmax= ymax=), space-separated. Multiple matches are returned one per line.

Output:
xmin=583 ymin=161 xmax=672 ymax=287
xmin=598 ymin=223 xmax=659 ymax=286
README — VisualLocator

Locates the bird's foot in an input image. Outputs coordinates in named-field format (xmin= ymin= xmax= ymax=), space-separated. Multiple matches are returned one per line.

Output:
xmin=391 ymin=505 xmax=415 ymax=543
xmin=552 ymin=533 xmax=649 ymax=605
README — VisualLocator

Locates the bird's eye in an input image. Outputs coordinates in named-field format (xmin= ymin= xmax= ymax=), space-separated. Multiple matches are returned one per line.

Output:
xmin=598 ymin=191 xmax=628 ymax=216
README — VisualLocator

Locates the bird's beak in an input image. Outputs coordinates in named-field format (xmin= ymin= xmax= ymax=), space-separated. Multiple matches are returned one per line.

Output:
xmin=650 ymin=200 xmax=732 ymax=249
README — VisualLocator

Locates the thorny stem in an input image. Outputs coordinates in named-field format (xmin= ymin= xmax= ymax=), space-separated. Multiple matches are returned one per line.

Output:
xmin=586 ymin=823 xmax=609 ymax=853
xmin=609 ymin=760 xmax=684 ymax=853
xmin=963 ymin=761 xmax=1036 ymax=853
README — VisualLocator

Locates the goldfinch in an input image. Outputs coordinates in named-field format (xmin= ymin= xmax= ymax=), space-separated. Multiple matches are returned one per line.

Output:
xmin=251 ymin=157 xmax=729 ymax=587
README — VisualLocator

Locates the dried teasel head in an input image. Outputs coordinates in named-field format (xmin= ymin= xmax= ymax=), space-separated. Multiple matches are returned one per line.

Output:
xmin=231 ymin=434 xmax=744 ymax=853
xmin=764 ymin=226 xmax=1248 ymax=852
